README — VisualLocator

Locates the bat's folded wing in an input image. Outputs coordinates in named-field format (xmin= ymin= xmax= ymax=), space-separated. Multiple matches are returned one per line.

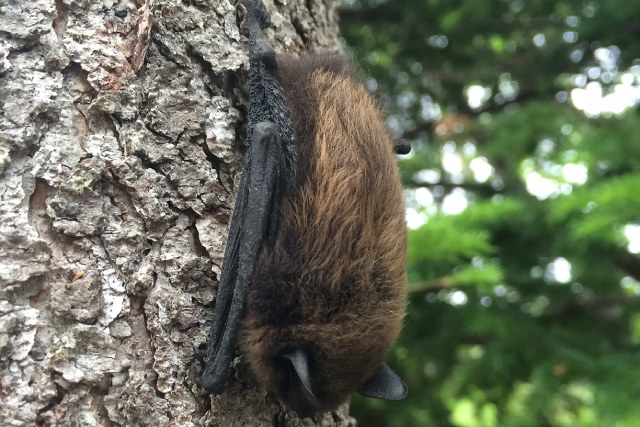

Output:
xmin=202 ymin=122 xmax=284 ymax=394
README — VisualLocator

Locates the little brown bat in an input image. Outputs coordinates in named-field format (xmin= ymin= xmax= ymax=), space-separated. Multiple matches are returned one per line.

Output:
xmin=201 ymin=0 xmax=409 ymax=418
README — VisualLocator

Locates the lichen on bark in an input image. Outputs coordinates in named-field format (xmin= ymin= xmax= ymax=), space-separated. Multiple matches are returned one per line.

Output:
xmin=0 ymin=0 xmax=353 ymax=426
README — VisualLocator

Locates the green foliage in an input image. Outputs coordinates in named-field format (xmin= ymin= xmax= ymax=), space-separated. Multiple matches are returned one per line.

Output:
xmin=341 ymin=0 xmax=640 ymax=426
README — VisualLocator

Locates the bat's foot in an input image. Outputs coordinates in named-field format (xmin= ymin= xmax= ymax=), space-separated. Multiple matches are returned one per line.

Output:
xmin=393 ymin=139 xmax=411 ymax=155
xmin=254 ymin=38 xmax=277 ymax=71
xmin=242 ymin=0 xmax=271 ymax=29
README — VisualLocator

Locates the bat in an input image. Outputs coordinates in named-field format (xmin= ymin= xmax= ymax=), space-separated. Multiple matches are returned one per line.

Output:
xmin=201 ymin=0 xmax=409 ymax=418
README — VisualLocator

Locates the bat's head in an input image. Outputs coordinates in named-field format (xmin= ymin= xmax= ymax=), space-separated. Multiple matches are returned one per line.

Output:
xmin=240 ymin=309 xmax=407 ymax=418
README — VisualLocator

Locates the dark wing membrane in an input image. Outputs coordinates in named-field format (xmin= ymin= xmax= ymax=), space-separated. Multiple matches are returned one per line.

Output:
xmin=202 ymin=122 xmax=284 ymax=394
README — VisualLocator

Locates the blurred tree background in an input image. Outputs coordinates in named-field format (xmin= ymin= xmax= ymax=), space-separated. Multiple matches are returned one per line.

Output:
xmin=339 ymin=0 xmax=640 ymax=426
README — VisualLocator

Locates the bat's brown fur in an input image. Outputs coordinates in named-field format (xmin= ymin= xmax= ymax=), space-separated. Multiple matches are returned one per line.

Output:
xmin=240 ymin=55 xmax=407 ymax=410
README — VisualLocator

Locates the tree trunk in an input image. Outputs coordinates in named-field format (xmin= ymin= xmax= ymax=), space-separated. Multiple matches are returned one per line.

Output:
xmin=0 ymin=0 xmax=354 ymax=425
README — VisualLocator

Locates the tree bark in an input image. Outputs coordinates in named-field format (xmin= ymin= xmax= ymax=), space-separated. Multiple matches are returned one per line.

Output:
xmin=0 ymin=0 xmax=354 ymax=425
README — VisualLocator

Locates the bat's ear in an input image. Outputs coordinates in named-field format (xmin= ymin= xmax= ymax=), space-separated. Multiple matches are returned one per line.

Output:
xmin=281 ymin=349 xmax=320 ymax=418
xmin=357 ymin=362 xmax=408 ymax=400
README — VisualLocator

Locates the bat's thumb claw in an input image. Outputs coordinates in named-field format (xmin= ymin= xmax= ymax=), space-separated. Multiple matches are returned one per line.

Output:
xmin=201 ymin=364 xmax=226 ymax=395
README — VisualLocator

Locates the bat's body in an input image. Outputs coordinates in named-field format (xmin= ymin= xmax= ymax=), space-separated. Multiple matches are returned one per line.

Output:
xmin=202 ymin=0 xmax=408 ymax=417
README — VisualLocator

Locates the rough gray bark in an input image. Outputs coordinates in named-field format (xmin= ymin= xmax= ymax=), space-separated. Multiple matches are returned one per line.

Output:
xmin=0 ymin=0 xmax=355 ymax=425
